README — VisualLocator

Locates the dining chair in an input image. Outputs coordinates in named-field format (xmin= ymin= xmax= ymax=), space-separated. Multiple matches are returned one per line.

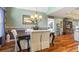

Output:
xmin=17 ymin=35 xmax=30 ymax=52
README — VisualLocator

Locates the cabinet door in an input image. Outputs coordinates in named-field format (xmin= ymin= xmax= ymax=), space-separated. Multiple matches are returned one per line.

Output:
xmin=30 ymin=31 xmax=50 ymax=52
xmin=30 ymin=32 xmax=41 ymax=51
xmin=41 ymin=32 xmax=50 ymax=49
xmin=63 ymin=18 xmax=73 ymax=34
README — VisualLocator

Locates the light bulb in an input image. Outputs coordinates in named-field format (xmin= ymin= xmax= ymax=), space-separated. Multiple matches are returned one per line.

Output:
xmin=31 ymin=15 xmax=34 ymax=19
xmin=34 ymin=14 xmax=38 ymax=18
xmin=39 ymin=15 xmax=42 ymax=19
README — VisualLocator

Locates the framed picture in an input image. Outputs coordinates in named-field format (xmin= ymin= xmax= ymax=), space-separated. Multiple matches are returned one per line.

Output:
xmin=22 ymin=15 xmax=32 ymax=24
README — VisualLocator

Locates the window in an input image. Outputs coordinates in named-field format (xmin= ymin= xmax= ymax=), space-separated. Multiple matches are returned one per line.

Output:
xmin=0 ymin=8 xmax=5 ymax=37
xmin=48 ymin=18 xmax=55 ymax=32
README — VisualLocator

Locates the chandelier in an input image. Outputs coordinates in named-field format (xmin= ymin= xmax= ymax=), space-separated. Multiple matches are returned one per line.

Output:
xmin=23 ymin=8 xmax=43 ymax=28
xmin=30 ymin=8 xmax=42 ymax=25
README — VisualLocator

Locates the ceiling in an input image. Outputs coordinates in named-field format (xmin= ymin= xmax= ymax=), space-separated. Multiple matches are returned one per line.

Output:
xmin=49 ymin=7 xmax=79 ymax=18
xmin=16 ymin=7 xmax=79 ymax=19
xmin=16 ymin=7 xmax=63 ymax=14
xmin=16 ymin=7 xmax=49 ymax=13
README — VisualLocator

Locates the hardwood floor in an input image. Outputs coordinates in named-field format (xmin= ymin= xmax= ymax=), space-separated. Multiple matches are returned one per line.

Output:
xmin=17 ymin=34 xmax=79 ymax=52
xmin=0 ymin=34 xmax=78 ymax=52
xmin=0 ymin=41 xmax=15 ymax=52
xmin=38 ymin=34 xmax=79 ymax=52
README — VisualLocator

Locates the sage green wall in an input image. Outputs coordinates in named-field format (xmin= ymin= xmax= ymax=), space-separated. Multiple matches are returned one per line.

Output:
xmin=6 ymin=7 xmax=48 ymax=28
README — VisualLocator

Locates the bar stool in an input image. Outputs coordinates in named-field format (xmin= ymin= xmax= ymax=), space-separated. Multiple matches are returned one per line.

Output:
xmin=50 ymin=33 xmax=55 ymax=46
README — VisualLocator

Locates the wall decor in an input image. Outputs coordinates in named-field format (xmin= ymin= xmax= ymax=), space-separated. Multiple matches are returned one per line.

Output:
xmin=22 ymin=15 xmax=32 ymax=24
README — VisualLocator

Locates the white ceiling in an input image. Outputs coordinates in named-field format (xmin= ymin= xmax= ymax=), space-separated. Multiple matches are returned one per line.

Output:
xmin=49 ymin=7 xmax=79 ymax=18
xmin=16 ymin=7 xmax=79 ymax=19
xmin=15 ymin=7 xmax=63 ymax=14
xmin=16 ymin=7 xmax=49 ymax=13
